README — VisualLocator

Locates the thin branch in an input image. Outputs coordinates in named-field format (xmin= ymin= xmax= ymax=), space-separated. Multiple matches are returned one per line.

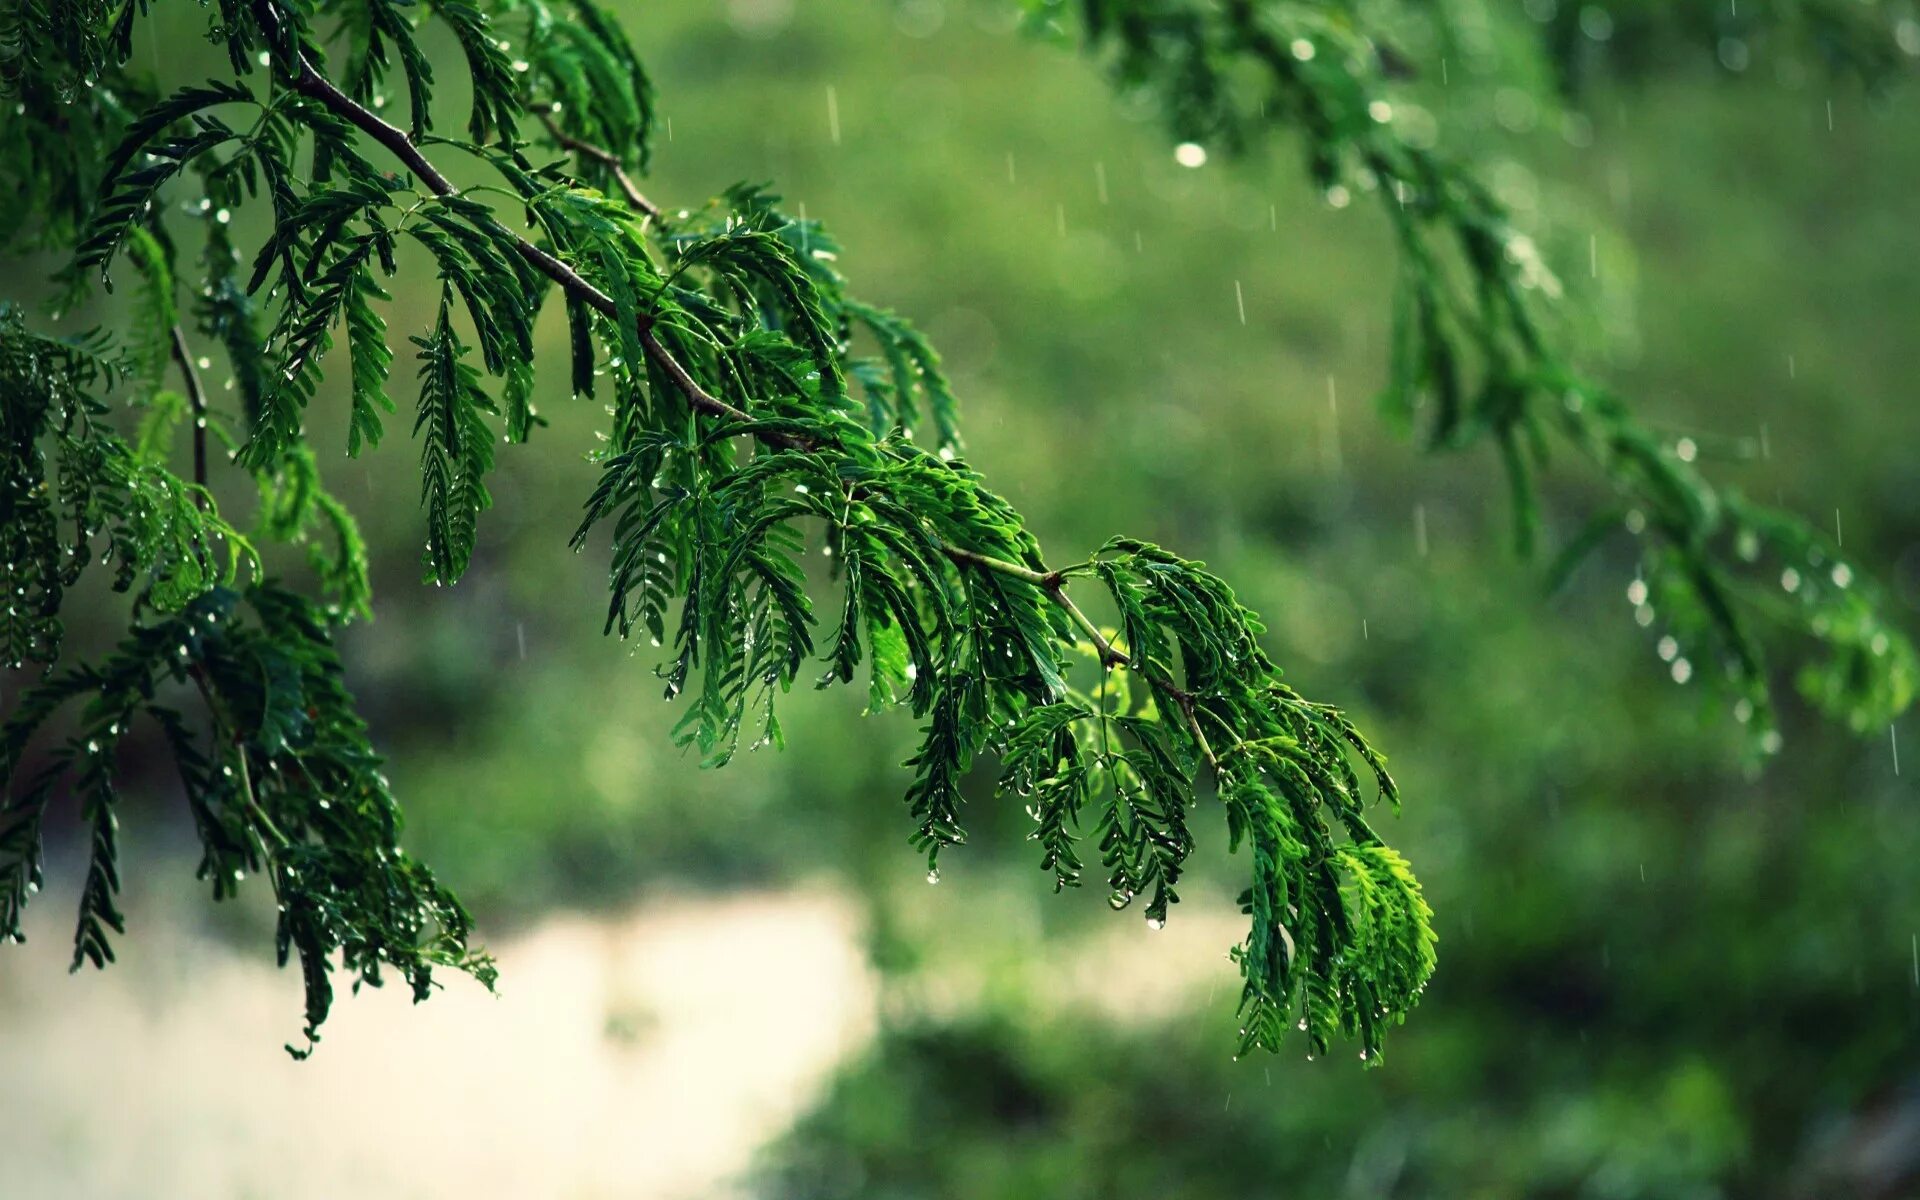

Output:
xmin=187 ymin=665 xmax=291 ymax=850
xmin=168 ymin=324 xmax=210 ymax=499
xmin=633 ymin=326 xmax=767 ymax=433
xmin=942 ymin=545 xmax=1051 ymax=587
xmin=1167 ymin=689 xmax=1222 ymax=773
xmin=282 ymin=57 xmax=803 ymax=443
xmin=232 ymin=740 xmax=290 ymax=851
xmin=1045 ymin=577 xmax=1124 ymax=667
xmin=952 ymin=553 xmax=1224 ymax=771
xmin=535 ymin=106 xmax=663 ymax=220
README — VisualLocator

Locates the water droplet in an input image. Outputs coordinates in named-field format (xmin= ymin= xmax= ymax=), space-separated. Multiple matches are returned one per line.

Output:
xmin=1146 ymin=916 xmax=1164 ymax=930
xmin=925 ymin=869 xmax=940 ymax=885
xmin=1290 ymin=37 xmax=1315 ymax=61
xmin=1173 ymin=142 xmax=1208 ymax=168
xmin=1626 ymin=579 xmax=1648 ymax=606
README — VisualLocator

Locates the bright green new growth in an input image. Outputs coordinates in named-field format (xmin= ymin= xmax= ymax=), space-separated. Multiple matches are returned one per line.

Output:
xmin=0 ymin=0 xmax=1908 ymax=1063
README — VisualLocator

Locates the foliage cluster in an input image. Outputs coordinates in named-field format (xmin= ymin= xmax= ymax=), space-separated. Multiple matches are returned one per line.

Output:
xmin=0 ymin=0 xmax=1910 ymax=1061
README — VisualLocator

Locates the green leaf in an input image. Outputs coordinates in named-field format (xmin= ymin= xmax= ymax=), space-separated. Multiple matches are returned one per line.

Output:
xmin=411 ymin=292 xmax=497 ymax=584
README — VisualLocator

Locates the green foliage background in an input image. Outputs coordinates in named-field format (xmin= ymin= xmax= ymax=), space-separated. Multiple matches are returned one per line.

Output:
xmin=8 ymin=0 xmax=1920 ymax=1194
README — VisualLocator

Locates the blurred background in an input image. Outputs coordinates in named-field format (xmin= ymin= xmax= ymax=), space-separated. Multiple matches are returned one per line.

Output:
xmin=4 ymin=0 xmax=1920 ymax=1196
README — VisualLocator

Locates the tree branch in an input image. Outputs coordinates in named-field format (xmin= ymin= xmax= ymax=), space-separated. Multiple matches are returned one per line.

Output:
xmin=535 ymin=106 xmax=663 ymax=220
xmin=948 ymin=553 xmax=1223 ymax=770
xmin=169 ymin=324 xmax=209 ymax=498
xmin=940 ymin=545 xmax=1051 ymax=587
xmin=186 ymin=665 xmax=290 ymax=850
xmin=280 ymin=41 xmax=1226 ymax=770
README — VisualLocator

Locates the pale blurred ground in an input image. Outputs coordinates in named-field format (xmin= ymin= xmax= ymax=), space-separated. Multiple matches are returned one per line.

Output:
xmin=0 ymin=873 xmax=1244 ymax=1198
xmin=0 ymin=883 xmax=875 ymax=1199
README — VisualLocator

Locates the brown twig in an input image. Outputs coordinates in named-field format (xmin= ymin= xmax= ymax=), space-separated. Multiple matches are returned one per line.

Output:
xmin=535 ymin=106 xmax=663 ymax=220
